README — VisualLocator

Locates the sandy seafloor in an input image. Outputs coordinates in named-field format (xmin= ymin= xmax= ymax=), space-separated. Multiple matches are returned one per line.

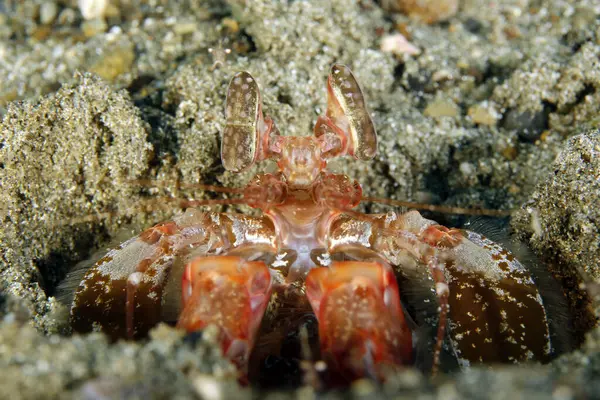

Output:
xmin=0 ymin=0 xmax=599 ymax=398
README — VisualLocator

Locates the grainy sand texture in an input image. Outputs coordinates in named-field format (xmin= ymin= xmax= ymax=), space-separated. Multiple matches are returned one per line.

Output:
xmin=0 ymin=0 xmax=599 ymax=398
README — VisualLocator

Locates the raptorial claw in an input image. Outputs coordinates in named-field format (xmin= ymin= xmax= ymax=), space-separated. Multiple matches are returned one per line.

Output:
xmin=177 ymin=255 xmax=273 ymax=370
xmin=306 ymin=261 xmax=412 ymax=382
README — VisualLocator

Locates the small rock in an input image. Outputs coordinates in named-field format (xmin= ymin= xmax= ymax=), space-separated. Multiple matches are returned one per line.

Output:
xmin=82 ymin=18 xmax=108 ymax=37
xmin=149 ymin=323 xmax=185 ymax=344
xmin=432 ymin=69 xmax=454 ymax=82
xmin=501 ymin=146 xmax=518 ymax=161
xmin=503 ymin=108 xmax=550 ymax=142
xmin=173 ymin=22 xmax=198 ymax=35
xmin=192 ymin=375 xmax=225 ymax=400
xmin=57 ymin=8 xmax=77 ymax=25
xmin=352 ymin=378 xmax=377 ymax=395
xmin=192 ymin=373 xmax=250 ymax=399
xmin=424 ymin=98 xmax=459 ymax=118
xmin=383 ymin=0 xmax=459 ymax=24
xmin=221 ymin=17 xmax=239 ymax=34
xmin=468 ymin=103 xmax=500 ymax=126
xmin=381 ymin=33 xmax=420 ymax=56
xmin=79 ymin=0 xmax=108 ymax=21
xmin=89 ymin=42 xmax=134 ymax=81
xmin=39 ymin=2 xmax=58 ymax=25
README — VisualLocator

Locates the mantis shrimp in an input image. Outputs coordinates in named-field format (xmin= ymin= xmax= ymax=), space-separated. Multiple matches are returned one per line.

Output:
xmin=64 ymin=64 xmax=570 ymax=385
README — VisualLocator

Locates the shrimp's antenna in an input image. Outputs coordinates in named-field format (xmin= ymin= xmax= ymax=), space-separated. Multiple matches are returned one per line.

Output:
xmin=173 ymin=197 xmax=246 ymax=208
xmin=361 ymin=196 xmax=513 ymax=217
xmin=129 ymin=179 xmax=244 ymax=195
xmin=62 ymin=197 xmax=247 ymax=228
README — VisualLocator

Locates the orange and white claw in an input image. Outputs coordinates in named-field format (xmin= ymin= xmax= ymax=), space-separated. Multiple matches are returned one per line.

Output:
xmin=305 ymin=261 xmax=412 ymax=382
xmin=176 ymin=255 xmax=273 ymax=372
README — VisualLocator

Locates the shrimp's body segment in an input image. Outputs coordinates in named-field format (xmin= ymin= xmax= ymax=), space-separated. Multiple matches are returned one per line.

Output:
xmin=68 ymin=65 xmax=559 ymax=384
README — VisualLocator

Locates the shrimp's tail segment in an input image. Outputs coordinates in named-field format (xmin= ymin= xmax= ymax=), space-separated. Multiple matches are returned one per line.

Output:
xmin=306 ymin=261 xmax=412 ymax=382
xmin=177 ymin=255 xmax=273 ymax=372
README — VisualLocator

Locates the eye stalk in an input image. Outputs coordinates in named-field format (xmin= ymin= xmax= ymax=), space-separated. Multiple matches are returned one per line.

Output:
xmin=222 ymin=71 xmax=277 ymax=173
xmin=221 ymin=64 xmax=377 ymax=188
xmin=315 ymin=64 xmax=378 ymax=161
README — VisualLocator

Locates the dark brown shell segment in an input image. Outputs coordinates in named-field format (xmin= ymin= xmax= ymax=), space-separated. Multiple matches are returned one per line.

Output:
xmin=443 ymin=231 xmax=552 ymax=366
xmin=69 ymin=210 xmax=279 ymax=340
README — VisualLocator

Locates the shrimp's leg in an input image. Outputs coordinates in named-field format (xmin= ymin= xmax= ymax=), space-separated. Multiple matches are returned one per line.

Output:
xmin=305 ymin=261 xmax=412 ymax=382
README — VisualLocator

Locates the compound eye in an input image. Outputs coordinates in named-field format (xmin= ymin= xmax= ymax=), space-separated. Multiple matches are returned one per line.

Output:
xmin=222 ymin=71 xmax=262 ymax=172
xmin=328 ymin=64 xmax=377 ymax=161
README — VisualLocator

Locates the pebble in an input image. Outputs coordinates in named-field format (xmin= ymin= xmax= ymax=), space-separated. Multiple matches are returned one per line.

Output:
xmin=503 ymin=108 xmax=549 ymax=142
xmin=82 ymin=18 xmax=108 ymax=38
xmin=57 ymin=8 xmax=77 ymax=25
xmin=221 ymin=18 xmax=240 ymax=34
xmin=468 ymin=103 xmax=500 ymax=126
xmin=424 ymin=98 xmax=460 ymax=118
xmin=383 ymin=0 xmax=459 ymax=24
xmin=79 ymin=0 xmax=108 ymax=21
xmin=89 ymin=43 xmax=134 ymax=81
xmin=39 ymin=2 xmax=58 ymax=25
xmin=380 ymin=33 xmax=420 ymax=56
xmin=173 ymin=22 xmax=198 ymax=35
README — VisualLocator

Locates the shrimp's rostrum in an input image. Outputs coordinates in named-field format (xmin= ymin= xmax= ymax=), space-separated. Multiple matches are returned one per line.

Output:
xmin=67 ymin=64 xmax=565 ymax=383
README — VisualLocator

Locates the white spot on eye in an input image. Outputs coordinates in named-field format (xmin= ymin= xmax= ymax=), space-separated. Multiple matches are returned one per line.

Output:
xmin=246 ymin=77 xmax=253 ymax=83
xmin=234 ymin=77 xmax=242 ymax=85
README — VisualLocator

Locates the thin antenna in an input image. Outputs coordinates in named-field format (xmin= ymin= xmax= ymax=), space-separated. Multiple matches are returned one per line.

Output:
xmin=362 ymin=196 xmax=513 ymax=217
xmin=129 ymin=179 xmax=244 ymax=195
